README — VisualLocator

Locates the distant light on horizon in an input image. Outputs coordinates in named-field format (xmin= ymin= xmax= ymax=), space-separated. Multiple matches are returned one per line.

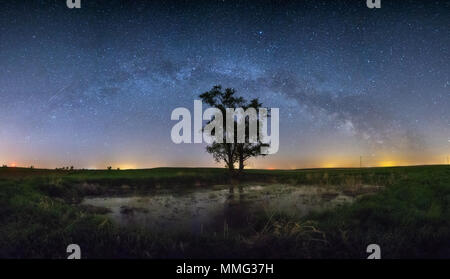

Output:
xmin=0 ymin=1 xmax=447 ymax=170
xmin=378 ymin=161 xmax=397 ymax=167
xmin=3 ymin=157 xmax=448 ymax=170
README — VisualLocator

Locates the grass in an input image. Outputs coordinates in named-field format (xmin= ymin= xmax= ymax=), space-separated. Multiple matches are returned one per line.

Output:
xmin=0 ymin=165 xmax=449 ymax=258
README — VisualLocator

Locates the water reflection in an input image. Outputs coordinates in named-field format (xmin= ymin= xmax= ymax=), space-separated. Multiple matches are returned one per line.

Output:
xmin=82 ymin=184 xmax=364 ymax=234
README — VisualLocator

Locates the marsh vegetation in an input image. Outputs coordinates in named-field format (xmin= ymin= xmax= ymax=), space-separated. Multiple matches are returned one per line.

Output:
xmin=81 ymin=184 xmax=377 ymax=234
xmin=0 ymin=166 xmax=449 ymax=258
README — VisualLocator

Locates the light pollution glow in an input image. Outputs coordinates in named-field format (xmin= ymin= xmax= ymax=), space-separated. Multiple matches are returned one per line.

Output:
xmin=0 ymin=1 xmax=448 ymax=170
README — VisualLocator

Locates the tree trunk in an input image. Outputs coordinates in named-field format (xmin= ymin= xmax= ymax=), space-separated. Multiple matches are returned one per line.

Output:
xmin=237 ymin=144 xmax=245 ymax=171
xmin=239 ymin=153 xmax=244 ymax=171
xmin=225 ymin=143 xmax=235 ymax=171
xmin=227 ymin=160 xmax=235 ymax=171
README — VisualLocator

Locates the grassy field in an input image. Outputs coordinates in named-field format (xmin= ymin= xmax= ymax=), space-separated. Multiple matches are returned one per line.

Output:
xmin=0 ymin=165 xmax=449 ymax=258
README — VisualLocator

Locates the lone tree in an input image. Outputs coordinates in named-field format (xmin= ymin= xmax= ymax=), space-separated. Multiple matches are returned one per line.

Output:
xmin=236 ymin=98 xmax=269 ymax=171
xmin=199 ymin=85 xmax=268 ymax=174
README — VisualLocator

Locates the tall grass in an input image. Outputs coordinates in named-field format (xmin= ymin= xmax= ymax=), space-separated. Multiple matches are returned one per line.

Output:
xmin=0 ymin=165 xmax=449 ymax=258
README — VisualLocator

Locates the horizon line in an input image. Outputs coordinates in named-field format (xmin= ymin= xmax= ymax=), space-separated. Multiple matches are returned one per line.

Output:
xmin=2 ymin=163 xmax=449 ymax=171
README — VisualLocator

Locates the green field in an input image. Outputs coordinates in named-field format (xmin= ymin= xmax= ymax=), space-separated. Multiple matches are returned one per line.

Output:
xmin=0 ymin=165 xmax=449 ymax=258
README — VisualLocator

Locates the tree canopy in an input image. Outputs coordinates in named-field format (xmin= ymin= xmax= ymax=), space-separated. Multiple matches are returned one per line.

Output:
xmin=199 ymin=85 xmax=268 ymax=172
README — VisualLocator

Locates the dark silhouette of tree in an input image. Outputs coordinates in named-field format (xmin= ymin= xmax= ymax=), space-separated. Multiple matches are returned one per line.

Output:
xmin=107 ymin=166 xmax=112 ymax=170
xmin=199 ymin=85 xmax=268 ymax=173
xmin=236 ymin=98 xmax=269 ymax=171
xmin=200 ymin=86 xmax=243 ymax=171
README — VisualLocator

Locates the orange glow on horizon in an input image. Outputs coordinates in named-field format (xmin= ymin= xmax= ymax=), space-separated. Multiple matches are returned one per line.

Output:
xmin=115 ymin=163 xmax=138 ymax=170
xmin=2 ymin=155 xmax=448 ymax=170
xmin=378 ymin=161 xmax=397 ymax=167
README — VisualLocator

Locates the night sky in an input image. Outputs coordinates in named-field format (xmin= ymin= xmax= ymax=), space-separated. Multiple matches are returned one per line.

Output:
xmin=0 ymin=0 xmax=448 ymax=169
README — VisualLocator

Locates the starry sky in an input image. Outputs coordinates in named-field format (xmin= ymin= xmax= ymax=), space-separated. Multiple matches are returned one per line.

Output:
xmin=0 ymin=0 xmax=449 ymax=169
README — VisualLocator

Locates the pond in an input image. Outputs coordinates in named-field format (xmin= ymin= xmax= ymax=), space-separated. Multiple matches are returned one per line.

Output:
xmin=82 ymin=184 xmax=379 ymax=234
